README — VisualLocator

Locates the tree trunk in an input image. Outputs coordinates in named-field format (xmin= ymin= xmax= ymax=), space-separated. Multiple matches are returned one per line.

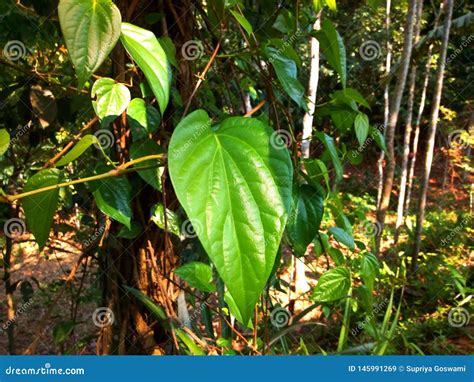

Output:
xmin=393 ymin=0 xmax=424 ymax=244
xmin=375 ymin=0 xmax=417 ymax=255
xmin=412 ymin=0 xmax=454 ymax=271
xmin=405 ymin=3 xmax=444 ymax=212
xmin=377 ymin=0 xmax=392 ymax=209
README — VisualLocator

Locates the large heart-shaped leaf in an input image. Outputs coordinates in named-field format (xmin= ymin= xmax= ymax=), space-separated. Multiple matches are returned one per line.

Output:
xmin=120 ymin=23 xmax=171 ymax=115
xmin=23 ymin=169 xmax=63 ymax=248
xmin=58 ymin=0 xmax=121 ymax=87
xmin=287 ymin=184 xmax=324 ymax=256
xmin=312 ymin=266 xmax=351 ymax=302
xmin=92 ymin=78 xmax=131 ymax=124
xmin=168 ymin=110 xmax=293 ymax=323
xmin=89 ymin=164 xmax=132 ymax=228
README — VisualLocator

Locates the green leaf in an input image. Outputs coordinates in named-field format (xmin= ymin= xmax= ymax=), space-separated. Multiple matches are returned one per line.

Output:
xmin=313 ymin=20 xmax=346 ymax=88
xmin=168 ymin=110 xmax=293 ymax=324
xmin=89 ymin=164 xmax=132 ymax=228
xmin=370 ymin=126 xmax=387 ymax=154
xmin=315 ymin=132 xmax=343 ymax=181
xmin=230 ymin=9 xmax=253 ymax=35
xmin=126 ymin=98 xmax=161 ymax=141
xmin=264 ymin=46 xmax=307 ymax=110
xmin=150 ymin=203 xmax=181 ymax=236
xmin=0 ymin=129 xmax=10 ymax=156
xmin=53 ymin=321 xmax=75 ymax=344
xmin=325 ymin=0 xmax=337 ymax=11
xmin=117 ymin=221 xmax=142 ymax=239
xmin=158 ymin=37 xmax=178 ymax=68
xmin=124 ymin=286 xmax=167 ymax=320
xmin=129 ymin=139 xmax=164 ymax=191
xmin=312 ymin=267 xmax=351 ymax=302
xmin=268 ymin=38 xmax=301 ymax=67
xmin=287 ymin=185 xmax=324 ymax=256
xmin=56 ymin=135 xmax=98 ymax=167
xmin=368 ymin=0 xmax=383 ymax=9
xmin=360 ymin=252 xmax=379 ymax=290
xmin=329 ymin=226 xmax=355 ymax=250
xmin=175 ymin=262 xmax=216 ymax=292
xmin=120 ymin=23 xmax=171 ymax=115
xmin=23 ymin=169 xmax=63 ymax=248
xmin=304 ymin=158 xmax=330 ymax=194
xmin=355 ymin=112 xmax=369 ymax=146
xmin=58 ymin=0 xmax=121 ymax=87
xmin=92 ymin=78 xmax=131 ymax=123
xmin=331 ymin=88 xmax=370 ymax=110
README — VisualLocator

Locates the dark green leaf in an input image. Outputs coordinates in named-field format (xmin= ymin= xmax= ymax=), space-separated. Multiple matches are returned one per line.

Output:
xmin=315 ymin=132 xmax=343 ymax=181
xmin=129 ymin=139 xmax=164 ymax=191
xmin=53 ymin=320 xmax=75 ymax=344
xmin=117 ymin=221 xmax=142 ymax=239
xmin=126 ymin=98 xmax=161 ymax=141
xmin=329 ymin=226 xmax=355 ymax=250
xmin=230 ymin=9 xmax=253 ymax=35
xmin=168 ymin=110 xmax=293 ymax=324
xmin=23 ymin=169 xmax=63 ymax=248
xmin=355 ymin=112 xmax=369 ymax=146
xmin=150 ymin=203 xmax=181 ymax=236
xmin=360 ymin=252 xmax=379 ymax=290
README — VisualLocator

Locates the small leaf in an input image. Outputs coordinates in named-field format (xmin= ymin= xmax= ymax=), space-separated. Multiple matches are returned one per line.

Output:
xmin=355 ymin=113 xmax=369 ymax=146
xmin=126 ymin=98 xmax=161 ymax=141
xmin=287 ymin=184 xmax=324 ymax=256
xmin=230 ymin=9 xmax=253 ymax=35
xmin=313 ymin=20 xmax=346 ymax=88
xmin=329 ymin=226 xmax=355 ymax=250
xmin=360 ymin=252 xmax=379 ymax=290
xmin=264 ymin=46 xmax=307 ymax=110
xmin=150 ymin=203 xmax=181 ymax=236
xmin=312 ymin=267 xmax=351 ymax=302
xmin=89 ymin=164 xmax=132 ymax=228
xmin=315 ymin=132 xmax=343 ymax=181
xmin=370 ymin=126 xmax=387 ymax=154
xmin=120 ymin=23 xmax=171 ymax=115
xmin=325 ymin=0 xmax=337 ymax=11
xmin=58 ymin=0 xmax=121 ymax=86
xmin=158 ymin=36 xmax=178 ymax=68
xmin=53 ymin=321 xmax=75 ymax=344
xmin=304 ymin=158 xmax=330 ymax=193
xmin=129 ymin=139 xmax=164 ymax=191
xmin=175 ymin=262 xmax=216 ymax=292
xmin=92 ymin=78 xmax=131 ymax=124
xmin=56 ymin=135 xmax=98 ymax=167
xmin=0 ymin=129 xmax=10 ymax=156
xmin=23 ymin=169 xmax=63 ymax=248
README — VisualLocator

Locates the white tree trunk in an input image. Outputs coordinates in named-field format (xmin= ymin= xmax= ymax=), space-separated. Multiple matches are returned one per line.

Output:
xmin=413 ymin=0 xmax=454 ymax=270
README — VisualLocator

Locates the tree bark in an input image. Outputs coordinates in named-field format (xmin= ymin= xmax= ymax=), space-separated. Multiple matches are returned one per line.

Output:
xmin=412 ymin=0 xmax=454 ymax=271
xmin=393 ymin=0 xmax=424 ymax=244
xmin=375 ymin=0 xmax=418 ymax=255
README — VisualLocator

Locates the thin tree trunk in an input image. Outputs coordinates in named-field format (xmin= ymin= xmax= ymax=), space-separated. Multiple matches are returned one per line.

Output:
xmin=377 ymin=0 xmax=392 ymax=209
xmin=375 ymin=0 xmax=417 ymax=255
xmin=405 ymin=3 xmax=444 ymax=211
xmin=296 ymin=15 xmax=321 ymax=297
xmin=412 ymin=0 xmax=454 ymax=271
xmin=393 ymin=0 xmax=424 ymax=244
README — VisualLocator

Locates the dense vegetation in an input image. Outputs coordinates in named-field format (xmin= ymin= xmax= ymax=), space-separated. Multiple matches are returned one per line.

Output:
xmin=0 ymin=0 xmax=472 ymax=355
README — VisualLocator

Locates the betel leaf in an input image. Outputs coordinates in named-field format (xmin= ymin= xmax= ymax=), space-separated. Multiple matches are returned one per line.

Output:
xmin=313 ymin=19 xmax=346 ymax=88
xmin=127 ymin=98 xmax=161 ymax=141
xmin=92 ymin=78 xmax=131 ymax=124
xmin=168 ymin=110 xmax=293 ymax=324
xmin=329 ymin=226 xmax=355 ymax=250
xmin=315 ymin=132 xmax=343 ymax=181
xmin=129 ymin=139 xmax=164 ymax=191
xmin=264 ymin=46 xmax=307 ymax=111
xmin=58 ymin=0 xmax=121 ymax=87
xmin=331 ymin=88 xmax=370 ymax=110
xmin=150 ymin=203 xmax=181 ymax=236
xmin=120 ymin=23 xmax=171 ymax=115
xmin=230 ymin=9 xmax=253 ymax=35
xmin=360 ymin=252 xmax=379 ymax=290
xmin=0 ymin=129 xmax=10 ymax=156
xmin=89 ymin=164 xmax=132 ymax=228
xmin=355 ymin=112 xmax=369 ymax=147
xmin=287 ymin=184 xmax=324 ymax=256
xmin=369 ymin=126 xmax=387 ymax=154
xmin=175 ymin=262 xmax=216 ymax=292
xmin=56 ymin=135 xmax=98 ymax=167
xmin=304 ymin=158 xmax=330 ymax=194
xmin=23 ymin=169 xmax=63 ymax=248
xmin=312 ymin=266 xmax=351 ymax=302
